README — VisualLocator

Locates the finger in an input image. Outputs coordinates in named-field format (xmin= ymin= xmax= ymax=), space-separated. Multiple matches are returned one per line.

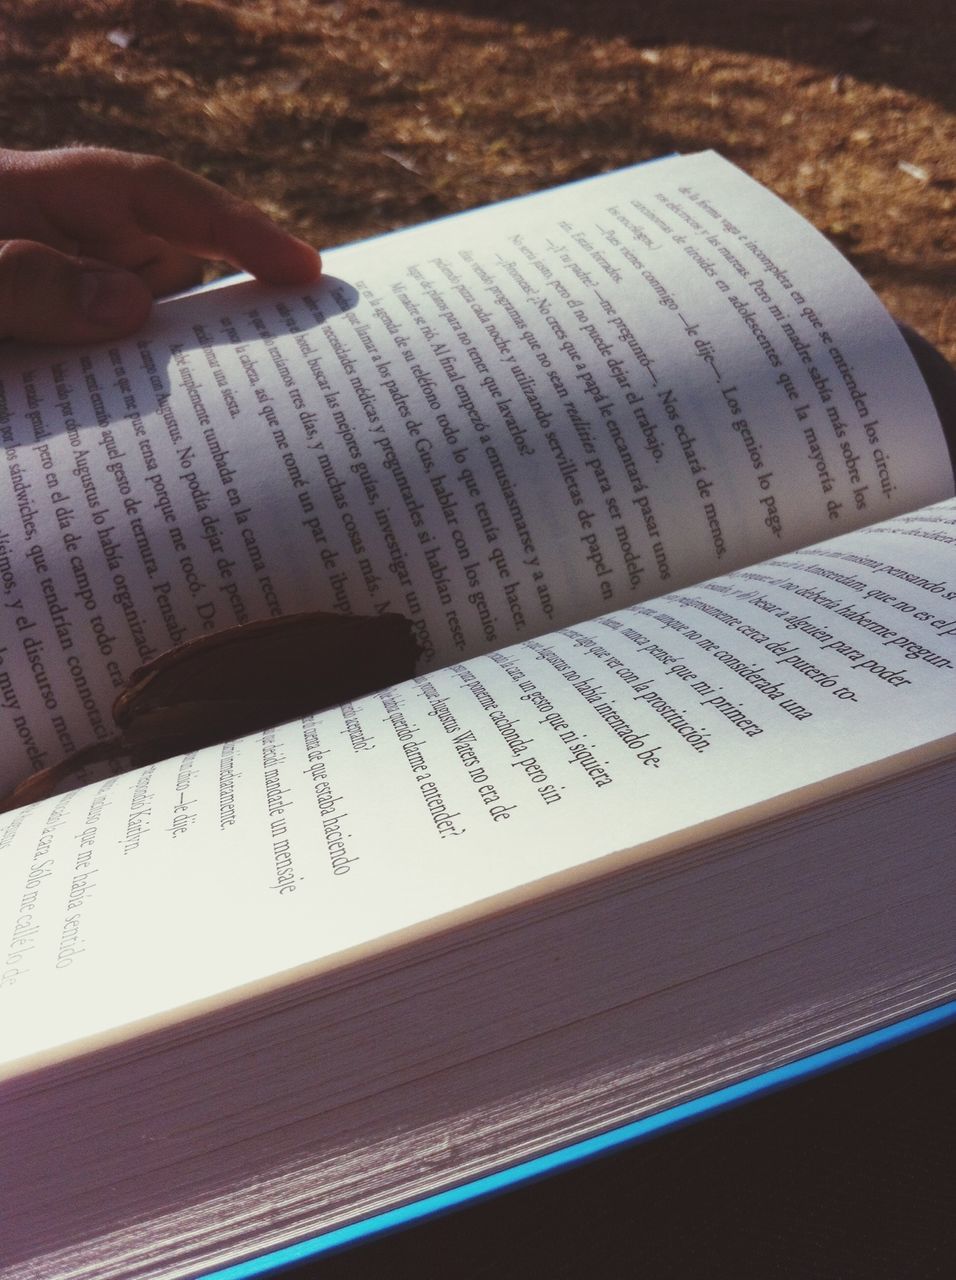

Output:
xmin=121 ymin=236 xmax=206 ymax=297
xmin=127 ymin=157 xmax=322 ymax=284
xmin=0 ymin=240 xmax=152 ymax=344
xmin=6 ymin=148 xmax=322 ymax=285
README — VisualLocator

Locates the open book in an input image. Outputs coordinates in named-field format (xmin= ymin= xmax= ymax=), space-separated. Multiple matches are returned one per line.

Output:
xmin=2 ymin=153 xmax=955 ymax=1280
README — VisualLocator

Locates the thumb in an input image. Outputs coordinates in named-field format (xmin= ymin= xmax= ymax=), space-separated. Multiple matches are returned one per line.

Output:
xmin=0 ymin=240 xmax=153 ymax=344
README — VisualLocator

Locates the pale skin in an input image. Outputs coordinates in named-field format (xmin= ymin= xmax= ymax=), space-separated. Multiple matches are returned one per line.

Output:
xmin=0 ymin=147 xmax=322 ymax=345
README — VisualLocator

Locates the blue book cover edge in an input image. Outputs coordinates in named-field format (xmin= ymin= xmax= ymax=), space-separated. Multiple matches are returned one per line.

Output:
xmin=202 ymin=999 xmax=956 ymax=1279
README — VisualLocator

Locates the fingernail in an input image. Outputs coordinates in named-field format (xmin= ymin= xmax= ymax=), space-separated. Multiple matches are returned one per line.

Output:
xmin=80 ymin=269 xmax=144 ymax=325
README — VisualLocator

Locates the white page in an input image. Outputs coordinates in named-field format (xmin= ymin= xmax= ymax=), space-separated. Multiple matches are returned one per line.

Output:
xmin=2 ymin=499 xmax=955 ymax=1069
xmin=0 ymin=153 xmax=951 ymax=797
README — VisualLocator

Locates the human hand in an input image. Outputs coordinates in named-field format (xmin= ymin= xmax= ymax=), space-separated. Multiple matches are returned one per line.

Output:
xmin=0 ymin=147 xmax=321 ymax=345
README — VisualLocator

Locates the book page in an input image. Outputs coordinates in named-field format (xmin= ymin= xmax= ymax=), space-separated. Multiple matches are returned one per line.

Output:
xmin=2 ymin=499 xmax=955 ymax=1069
xmin=0 ymin=152 xmax=951 ymax=796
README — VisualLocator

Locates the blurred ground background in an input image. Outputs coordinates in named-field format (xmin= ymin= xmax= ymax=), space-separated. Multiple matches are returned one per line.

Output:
xmin=0 ymin=0 xmax=953 ymax=359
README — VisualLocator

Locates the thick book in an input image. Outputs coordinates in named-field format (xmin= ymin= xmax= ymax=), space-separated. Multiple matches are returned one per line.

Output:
xmin=200 ymin=1003 xmax=956 ymax=1280
xmin=1 ymin=152 xmax=954 ymax=1280
xmin=212 ymin=1008 xmax=956 ymax=1280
